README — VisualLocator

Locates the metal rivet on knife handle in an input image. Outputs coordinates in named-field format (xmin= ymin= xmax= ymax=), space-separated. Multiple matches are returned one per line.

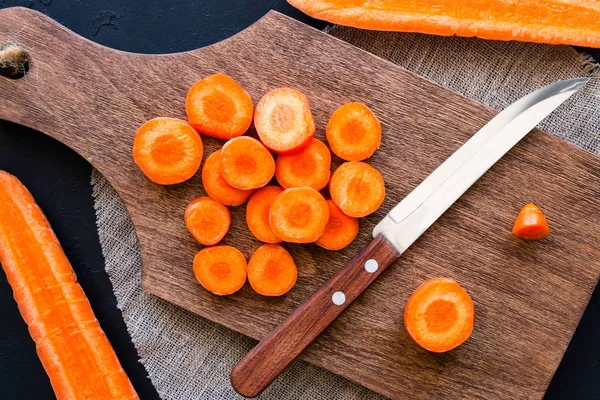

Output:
xmin=365 ymin=259 xmax=379 ymax=273
xmin=332 ymin=291 xmax=346 ymax=305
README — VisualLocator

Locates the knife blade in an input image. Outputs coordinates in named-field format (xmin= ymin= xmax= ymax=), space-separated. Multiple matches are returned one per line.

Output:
xmin=230 ymin=78 xmax=589 ymax=398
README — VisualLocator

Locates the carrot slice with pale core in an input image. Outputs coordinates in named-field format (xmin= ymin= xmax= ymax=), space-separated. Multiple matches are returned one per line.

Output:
xmin=0 ymin=171 xmax=139 ymax=400
xmin=512 ymin=202 xmax=550 ymax=240
xmin=220 ymin=136 xmax=275 ymax=190
xmin=404 ymin=277 xmax=475 ymax=353
xmin=193 ymin=246 xmax=247 ymax=295
xmin=326 ymin=102 xmax=381 ymax=161
xmin=248 ymin=244 xmax=297 ymax=296
xmin=185 ymin=197 xmax=231 ymax=245
xmin=246 ymin=186 xmax=284 ymax=243
xmin=202 ymin=150 xmax=255 ymax=206
xmin=275 ymin=138 xmax=331 ymax=190
xmin=133 ymin=117 xmax=203 ymax=185
xmin=316 ymin=200 xmax=359 ymax=250
xmin=329 ymin=161 xmax=385 ymax=217
xmin=185 ymin=73 xmax=254 ymax=139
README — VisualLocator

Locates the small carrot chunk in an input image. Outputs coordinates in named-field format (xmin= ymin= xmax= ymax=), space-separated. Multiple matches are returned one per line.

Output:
xmin=329 ymin=161 xmax=385 ymax=218
xmin=202 ymin=150 xmax=255 ymax=206
xmin=246 ymin=186 xmax=284 ymax=243
xmin=185 ymin=73 xmax=254 ymax=139
xmin=133 ymin=117 xmax=203 ymax=185
xmin=269 ymin=187 xmax=329 ymax=243
xmin=275 ymin=138 xmax=331 ymax=190
xmin=185 ymin=197 xmax=231 ymax=245
xmin=248 ymin=244 xmax=297 ymax=296
xmin=254 ymin=88 xmax=315 ymax=154
xmin=316 ymin=200 xmax=359 ymax=250
xmin=512 ymin=203 xmax=550 ymax=240
xmin=220 ymin=136 xmax=275 ymax=190
xmin=193 ymin=246 xmax=247 ymax=295
xmin=326 ymin=102 xmax=381 ymax=161
xmin=404 ymin=277 xmax=475 ymax=353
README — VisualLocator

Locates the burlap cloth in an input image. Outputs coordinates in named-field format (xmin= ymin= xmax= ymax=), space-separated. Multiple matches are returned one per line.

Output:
xmin=91 ymin=26 xmax=600 ymax=400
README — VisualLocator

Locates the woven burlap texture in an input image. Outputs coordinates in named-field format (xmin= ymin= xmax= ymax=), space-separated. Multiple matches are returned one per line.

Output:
xmin=92 ymin=26 xmax=600 ymax=400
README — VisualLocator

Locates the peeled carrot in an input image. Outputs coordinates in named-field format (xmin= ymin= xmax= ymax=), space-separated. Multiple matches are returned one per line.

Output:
xmin=193 ymin=246 xmax=247 ymax=295
xmin=269 ymin=187 xmax=329 ymax=243
xmin=404 ymin=277 xmax=475 ymax=353
xmin=247 ymin=244 xmax=298 ymax=296
xmin=254 ymin=88 xmax=316 ymax=154
xmin=246 ymin=186 xmax=284 ymax=243
xmin=512 ymin=203 xmax=550 ymax=240
xmin=202 ymin=150 xmax=255 ymax=206
xmin=316 ymin=200 xmax=359 ymax=250
xmin=185 ymin=73 xmax=254 ymax=139
xmin=185 ymin=197 xmax=231 ymax=245
xmin=275 ymin=138 xmax=331 ymax=190
xmin=220 ymin=136 xmax=275 ymax=190
xmin=329 ymin=161 xmax=385 ymax=218
xmin=133 ymin=117 xmax=203 ymax=185
xmin=326 ymin=102 xmax=381 ymax=161
xmin=0 ymin=171 xmax=138 ymax=400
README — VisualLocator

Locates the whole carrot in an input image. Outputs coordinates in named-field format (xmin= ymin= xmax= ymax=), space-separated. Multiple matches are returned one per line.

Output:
xmin=0 ymin=171 xmax=138 ymax=400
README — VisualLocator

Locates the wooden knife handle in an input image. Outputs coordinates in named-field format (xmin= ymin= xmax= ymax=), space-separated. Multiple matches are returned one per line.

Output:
xmin=230 ymin=234 xmax=400 ymax=398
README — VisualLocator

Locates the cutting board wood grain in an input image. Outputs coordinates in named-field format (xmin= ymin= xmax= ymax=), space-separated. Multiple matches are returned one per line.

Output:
xmin=1 ymin=7 xmax=599 ymax=399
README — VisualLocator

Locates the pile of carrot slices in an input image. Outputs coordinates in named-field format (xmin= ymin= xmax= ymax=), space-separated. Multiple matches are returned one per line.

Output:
xmin=132 ymin=73 xmax=386 ymax=297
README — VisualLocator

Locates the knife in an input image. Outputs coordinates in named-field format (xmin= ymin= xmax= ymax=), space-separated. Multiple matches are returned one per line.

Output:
xmin=230 ymin=77 xmax=589 ymax=398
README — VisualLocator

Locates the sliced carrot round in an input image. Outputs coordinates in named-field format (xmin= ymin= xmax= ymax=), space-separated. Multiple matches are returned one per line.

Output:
xmin=202 ymin=150 xmax=255 ymax=206
xmin=248 ymin=244 xmax=297 ymax=296
xmin=269 ymin=187 xmax=329 ymax=243
xmin=254 ymin=88 xmax=315 ymax=154
xmin=329 ymin=161 xmax=385 ymax=218
xmin=326 ymin=102 xmax=381 ymax=161
xmin=246 ymin=186 xmax=284 ymax=243
xmin=193 ymin=246 xmax=247 ymax=296
xmin=404 ymin=277 xmax=475 ymax=353
xmin=133 ymin=117 xmax=203 ymax=185
xmin=316 ymin=200 xmax=359 ymax=250
xmin=185 ymin=73 xmax=254 ymax=139
xmin=275 ymin=138 xmax=331 ymax=190
xmin=512 ymin=203 xmax=550 ymax=240
xmin=220 ymin=136 xmax=275 ymax=190
xmin=185 ymin=197 xmax=231 ymax=245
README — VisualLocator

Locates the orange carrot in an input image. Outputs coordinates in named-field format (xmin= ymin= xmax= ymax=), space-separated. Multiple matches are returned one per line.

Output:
xmin=269 ymin=187 xmax=329 ymax=243
xmin=275 ymin=138 xmax=331 ymax=190
xmin=404 ymin=277 xmax=475 ymax=353
xmin=247 ymin=244 xmax=297 ymax=296
xmin=288 ymin=0 xmax=600 ymax=48
xmin=202 ymin=150 xmax=255 ymax=206
xmin=0 ymin=171 xmax=138 ymax=400
xmin=185 ymin=197 xmax=231 ymax=245
xmin=246 ymin=186 xmax=284 ymax=243
xmin=512 ymin=202 xmax=550 ymax=240
xmin=185 ymin=73 xmax=254 ymax=139
xmin=220 ymin=136 xmax=275 ymax=190
xmin=133 ymin=117 xmax=203 ymax=185
xmin=254 ymin=88 xmax=316 ymax=154
xmin=193 ymin=246 xmax=247 ymax=295
xmin=329 ymin=161 xmax=385 ymax=218
xmin=316 ymin=200 xmax=359 ymax=250
xmin=326 ymin=102 xmax=381 ymax=161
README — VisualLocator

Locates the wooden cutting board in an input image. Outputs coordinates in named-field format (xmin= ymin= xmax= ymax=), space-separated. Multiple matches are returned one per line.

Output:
xmin=1 ymin=6 xmax=599 ymax=399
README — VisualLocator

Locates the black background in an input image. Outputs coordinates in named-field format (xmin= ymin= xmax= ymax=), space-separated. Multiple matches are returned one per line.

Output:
xmin=0 ymin=1 xmax=598 ymax=399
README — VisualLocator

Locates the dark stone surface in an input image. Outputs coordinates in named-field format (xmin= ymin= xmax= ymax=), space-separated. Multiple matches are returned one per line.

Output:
xmin=0 ymin=1 xmax=597 ymax=399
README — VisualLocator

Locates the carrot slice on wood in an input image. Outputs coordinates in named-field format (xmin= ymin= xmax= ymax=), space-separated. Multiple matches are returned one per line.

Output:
xmin=326 ymin=102 xmax=381 ymax=161
xmin=246 ymin=186 xmax=284 ymax=243
xmin=316 ymin=200 xmax=359 ymax=250
xmin=0 ymin=171 xmax=139 ymax=400
xmin=133 ymin=117 xmax=203 ymax=185
xmin=512 ymin=203 xmax=550 ymax=240
xmin=185 ymin=73 xmax=254 ymax=139
xmin=404 ymin=277 xmax=475 ymax=353
xmin=275 ymin=138 xmax=331 ymax=190
xmin=329 ymin=161 xmax=385 ymax=218
xmin=269 ymin=187 xmax=329 ymax=243
xmin=185 ymin=197 xmax=231 ymax=245
xmin=202 ymin=150 xmax=255 ymax=206
xmin=248 ymin=244 xmax=297 ymax=296
xmin=220 ymin=136 xmax=275 ymax=190
xmin=254 ymin=88 xmax=316 ymax=154
xmin=288 ymin=0 xmax=600 ymax=48
xmin=193 ymin=246 xmax=247 ymax=295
